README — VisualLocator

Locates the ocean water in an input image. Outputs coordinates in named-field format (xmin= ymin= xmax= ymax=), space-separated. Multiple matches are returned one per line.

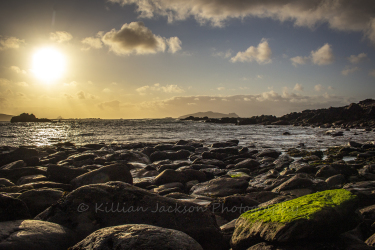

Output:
xmin=0 ymin=119 xmax=374 ymax=151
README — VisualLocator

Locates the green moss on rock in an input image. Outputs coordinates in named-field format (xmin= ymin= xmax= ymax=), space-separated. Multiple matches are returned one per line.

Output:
xmin=240 ymin=189 xmax=356 ymax=224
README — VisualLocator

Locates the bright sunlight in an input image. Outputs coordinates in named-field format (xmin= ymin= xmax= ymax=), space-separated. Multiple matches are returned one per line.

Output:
xmin=32 ymin=48 xmax=65 ymax=82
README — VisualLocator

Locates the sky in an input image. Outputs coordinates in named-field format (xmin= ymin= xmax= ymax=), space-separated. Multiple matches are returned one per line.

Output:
xmin=0 ymin=0 xmax=375 ymax=119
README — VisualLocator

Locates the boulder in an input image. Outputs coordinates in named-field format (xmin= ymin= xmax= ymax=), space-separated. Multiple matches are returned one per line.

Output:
xmin=234 ymin=159 xmax=260 ymax=171
xmin=17 ymin=174 xmax=48 ymax=185
xmin=71 ymin=163 xmax=133 ymax=188
xmin=257 ymin=150 xmax=282 ymax=159
xmin=231 ymin=189 xmax=358 ymax=250
xmin=17 ymin=188 xmax=63 ymax=217
xmin=0 ymin=220 xmax=77 ymax=250
xmin=47 ymin=164 xmax=88 ymax=184
xmin=190 ymin=177 xmax=249 ymax=197
xmin=150 ymin=150 xmax=191 ymax=162
xmin=153 ymin=169 xmax=188 ymax=185
xmin=67 ymin=153 xmax=96 ymax=162
xmin=0 ymin=167 xmax=47 ymax=183
xmin=0 ymin=147 xmax=38 ymax=167
xmin=0 ymin=178 xmax=15 ymax=187
xmin=0 ymin=160 xmax=26 ymax=170
xmin=36 ymin=181 xmax=224 ymax=250
xmin=0 ymin=181 xmax=72 ymax=193
xmin=105 ymin=150 xmax=151 ymax=164
xmin=0 ymin=194 xmax=30 ymax=222
xmin=272 ymin=174 xmax=314 ymax=193
xmin=70 ymin=224 xmax=203 ymax=250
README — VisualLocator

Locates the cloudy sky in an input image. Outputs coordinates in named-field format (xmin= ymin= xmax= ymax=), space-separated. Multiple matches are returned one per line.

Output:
xmin=1 ymin=0 xmax=375 ymax=119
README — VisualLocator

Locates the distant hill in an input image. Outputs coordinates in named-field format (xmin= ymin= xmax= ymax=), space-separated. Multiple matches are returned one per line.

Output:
xmin=179 ymin=111 xmax=239 ymax=119
xmin=0 ymin=113 xmax=14 ymax=121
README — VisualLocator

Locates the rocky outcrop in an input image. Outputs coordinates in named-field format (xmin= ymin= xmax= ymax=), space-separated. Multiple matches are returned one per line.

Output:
xmin=10 ymin=113 xmax=51 ymax=123
xmin=70 ymin=224 xmax=203 ymax=250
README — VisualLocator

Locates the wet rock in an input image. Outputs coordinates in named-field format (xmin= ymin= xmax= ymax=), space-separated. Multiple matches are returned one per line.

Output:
xmin=71 ymin=163 xmax=133 ymax=188
xmin=326 ymin=174 xmax=346 ymax=187
xmin=256 ymin=150 xmax=282 ymax=159
xmin=272 ymin=174 xmax=314 ymax=193
xmin=36 ymin=181 xmax=223 ymax=250
xmin=234 ymin=159 xmax=260 ymax=171
xmin=0 ymin=220 xmax=77 ymax=250
xmin=231 ymin=189 xmax=358 ymax=250
xmin=0 ymin=181 xmax=72 ymax=193
xmin=67 ymin=153 xmax=96 ymax=162
xmin=153 ymin=169 xmax=188 ymax=185
xmin=153 ymin=182 xmax=184 ymax=194
xmin=0 ymin=178 xmax=15 ymax=187
xmin=0 ymin=147 xmax=38 ymax=167
xmin=0 ymin=167 xmax=47 ymax=183
xmin=315 ymin=165 xmax=340 ymax=178
xmin=105 ymin=150 xmax=151 ymax=164
xmin=366 ymin=233 xmax=375 ymax=247
xmin=210 ymin=195 xmax=260 ymax=221
xmin=212 ymin=142 xmax=238 ymax=148
xmin=150 ymin=150 xmax=191 ymax=162
xmin=0 ymin=160 xmax=26 ymax=170
xmin=192 ymin=158 xmax=226 ymax=168
xmin=0 ymin=194 xmax=30 ymax=222
xmin=70 ymin=224 xmax=203 ymax=250
xmin=17 ymin=174 xmax=48 ymax=185
xmin=179 ymin=169 xmax=207 ymax=183
xmin=190 ymin=177 xmax=249 ymax=197
xmin=47 ymin=164 xmax=89 ymax=184
xmin=17 ymin=188 xmax=63 ymax=217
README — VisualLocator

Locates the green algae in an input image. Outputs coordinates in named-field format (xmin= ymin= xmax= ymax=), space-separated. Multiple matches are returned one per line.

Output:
xmin=240 ymin=189 xmax=356 ymax=224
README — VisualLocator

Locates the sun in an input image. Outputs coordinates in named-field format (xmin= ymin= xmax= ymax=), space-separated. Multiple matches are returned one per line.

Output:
xmin=32 ymin=47 xmax=65 ymax=82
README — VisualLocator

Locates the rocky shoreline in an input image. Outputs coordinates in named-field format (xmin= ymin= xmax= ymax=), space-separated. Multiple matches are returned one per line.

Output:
xmin=2 ymin=139 xmax=375 ymax=249
xmin=182 ymin=99 xmax=375 ymax=129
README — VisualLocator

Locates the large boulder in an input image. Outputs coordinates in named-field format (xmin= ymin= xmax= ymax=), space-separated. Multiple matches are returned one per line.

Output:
xmin=70 ymin=163 xmax=133 ymax=188
xmin=190 ymin=177 xmax=249 ymax=197
xmin=36 ymin=181 xmax=223 ymax=250
xmin=0 ymin=220 xmax=77 ymax=250
xmin=17 ymin=188 xmax=63 ymax=217
xmin=70 ymin=224 xmax=203 ymax=250
xmin=0 ymin=194 xmax=30 ymax=222
xmin=231 ymin=189 xmax=358 ymax=250
xmin=47 ymin=164 xmax=88 ymax=184
xmin=0 ymin=148 xmax=38 ymax=167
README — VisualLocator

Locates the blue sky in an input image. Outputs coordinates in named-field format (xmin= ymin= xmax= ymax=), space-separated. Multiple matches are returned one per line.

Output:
xmin=0 ymin=0 xmax=375 ymax=118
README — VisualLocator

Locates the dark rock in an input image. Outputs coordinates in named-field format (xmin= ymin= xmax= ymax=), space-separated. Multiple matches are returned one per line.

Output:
xmin=105 ymin=150 xmax=150 ymax=164
xmin=0 ymin=147 xmax=38 ymax=167
xmin=150 ymin=150 xmax=191 ymax=162
xmin=0 ymin=181 xmax=72 ymax=193
xmin=0 ymin=178 xmax=15 ymax=187
xmin=70 ymin=224 xmax=203 ymax=250
xmin=257 ymin=150 xmax=282 ymax=159
xmin=0 ymin=220 xmax=77 ymax=250
xmin=272 ymin=174 xmax=314 ymax=193
xmin=326 ymin=174 xmax=346 ymax=187
xmin=68 ymin=153 xmax=96 ymax=162
xmin=36 ymin=181 xmax=224 ymax=250
xmin=47 ymin=164 xmax=89 ymax=184
xmin=315 ymin=165 xmax=340 ymax=178
xmin=0 ymin=167 xmax=47 ymax=183
xmin=153 ymin=169 xmax=188 ymax=185
xmin=0 ymin=194 xmax=30 ymax=222
xmin=0 ymin=160 xmax=26 ymax=170
xmin=17 ymin=174 xmax=48 ymax=185
xmin=18 ymin=188 xmax=63 ymax=217
xmin=71 ymin=163 xmax=133 ymax=188
xmin=190 ymin=177 xmax=249 ymax=197
xmin=234 ymin=159 xmax=260 ymax=171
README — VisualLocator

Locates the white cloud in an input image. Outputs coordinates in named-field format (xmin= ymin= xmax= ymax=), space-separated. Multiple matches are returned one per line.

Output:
xmin=101 ymin=22 xmax=181 ymax=55
xmin=166 ymin=37 xmax=182 ymax=53
xmin=347 ymin=53 xmax=367 ymax=64
xmin=0 ymin=37 xmax=25 ymax=50
xmin=342 ymin=66 xmax=359 ymax=76
xmin=10 ymin=66 xmax=26 ymax=74
xmin=50 ymin=31 xmax=73 ymax=43
xmin=293 ymin=83 xmax=303 ymax=91
xmin=81 ymin=36 xmax=103 ymax=50
xmin=98 ymin=100 xmax=120 ymax=109
xmin=0 ymin=78 xmax=10 ymax=86
xmin=64 ymin=81 xmax=77 ymax=87
xmin=103 ymin=88 xmax=111 ymax=93
xmin=136 ymin=83 xmax=184 ymax=94
xmin=314 ymin=84 xmax=323 ymax=92
xmin=290 ymin=56 xmax=309 ymax=67
xmin=217 ymin=87 xmax=225 ymax=91
xmin=311 ymin=44 xmax=334 ymax=65
xmin=231 ymin=39 xmax=272 ymax=64
xmin=109 ymin=0 xmax=375 ymax=44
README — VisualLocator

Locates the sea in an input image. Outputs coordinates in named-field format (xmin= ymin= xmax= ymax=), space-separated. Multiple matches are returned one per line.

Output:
xmin=1 ymin=119 xmax=375 ymax=153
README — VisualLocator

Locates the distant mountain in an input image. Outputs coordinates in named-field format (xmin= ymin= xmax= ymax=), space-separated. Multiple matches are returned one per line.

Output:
xmin=179 ymin=111 xmax=239 ymax=119
xmin=0 ymin=113 xmax=14 ymax=121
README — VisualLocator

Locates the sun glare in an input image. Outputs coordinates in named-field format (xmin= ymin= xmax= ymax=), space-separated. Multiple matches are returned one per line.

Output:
xmin=32 ymin=48 xmax=65 ymax=82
